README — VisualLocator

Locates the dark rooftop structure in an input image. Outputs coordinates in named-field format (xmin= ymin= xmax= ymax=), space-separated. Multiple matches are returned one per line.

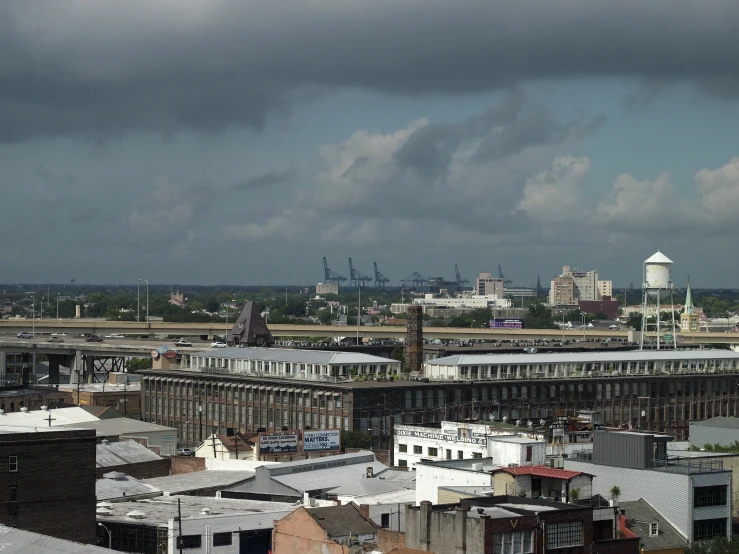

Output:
xmin=306 ymin=503 xmax=377 ymax=538
xmin=620 ymin=499 xmax=688 ymax=551
xmin=227 ymin=301 xmax=274 ymax=347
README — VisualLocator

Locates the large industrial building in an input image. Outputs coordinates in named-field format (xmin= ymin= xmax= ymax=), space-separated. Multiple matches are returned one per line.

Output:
xmin=140 ymin=346 xmax=739 ymax=445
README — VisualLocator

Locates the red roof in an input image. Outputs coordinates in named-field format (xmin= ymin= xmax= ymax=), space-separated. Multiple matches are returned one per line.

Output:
xmin=498 ymin=466 xmax=584 ymax=480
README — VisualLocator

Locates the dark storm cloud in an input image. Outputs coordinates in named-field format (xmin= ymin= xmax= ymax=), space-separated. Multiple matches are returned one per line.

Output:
xmin=1 ymin=0 xmax=739 ymax=142
xmin=232 ymin=170 xmax=295 ymax=191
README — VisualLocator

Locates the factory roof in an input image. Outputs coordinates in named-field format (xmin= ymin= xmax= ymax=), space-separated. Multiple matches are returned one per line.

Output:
xmin=193 ymin=347 xmax=399 ymax=365
xmin=96 ymin=473 xmax=161 ymax=501
xmin=689 ymin=417 xmax=739 ymax=430
xmin=62 ymin=418 xmax=175 ymax=436
xmin=0 ymin=406 xmax=101 ymax=427
xmin=329 ymin=478 xmax=414 ymax=498
xmin=0 ymin=525 xmax=112 ymax=553
xmin=428 ymin=349 xmax=739 ymax=366
xmin=96 ymin=440 xmax=163 ymax=468
xmin=141 ymin=470 xmax=254 ymax=495
xmin=97 ymin=495 xmax=294 ymax=526
xmin=270 ymin=461 xmax=387 ymax=493
xmin=346 ymin=488 xmax=417 ymax=505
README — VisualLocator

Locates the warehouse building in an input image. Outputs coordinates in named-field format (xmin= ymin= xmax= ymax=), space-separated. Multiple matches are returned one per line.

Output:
xmin=141 ymin=347 xmax=739 ymax=445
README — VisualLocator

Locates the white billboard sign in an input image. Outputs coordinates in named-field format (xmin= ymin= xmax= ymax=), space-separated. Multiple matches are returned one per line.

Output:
xmin=303 ymin=429 xmax=341 ymax=452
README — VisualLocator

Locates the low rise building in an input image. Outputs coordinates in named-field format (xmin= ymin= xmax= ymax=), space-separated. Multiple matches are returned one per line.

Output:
xmin=96 ymin=471 xmax=162 ymax=502
xmin=416 ymin=458 xmax=497 ymax=505
xmin=96 ymin=439 xmax=170 ymax=479
xmin=619 ymin=499 xmax=688 ymax=554
xmin=0 ymin=426 xmax=97 ymax=544
xmin=565 ymin=430 xmax=732 ymax=543
xmin=195 ymin=433 xmax=255 ymax=460
xmin=141 ymin=470 xmax=254 ymax=497
xmin=394 ymin=421 xmax=545 ymax=469
xmin=63 ymin=418 xmax=178 ymax=456
xmin=221 ymin=451 xmax=388 ymax=502
xmin=272 ymin=504 xmax=377 ymax=554
xmin=96 ymin=495 xmax=294 ymax=554
xmin=316 ymin=282 xmax=339 ymax=295
xmin=405 ymin=496 xmax=637 ymax=554
xmin=0 ymin=525 xmax=111 ymax=553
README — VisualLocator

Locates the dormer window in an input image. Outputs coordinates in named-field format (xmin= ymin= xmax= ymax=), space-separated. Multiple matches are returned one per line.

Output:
xmin=649 ymin=522 xmax=658 ymax=536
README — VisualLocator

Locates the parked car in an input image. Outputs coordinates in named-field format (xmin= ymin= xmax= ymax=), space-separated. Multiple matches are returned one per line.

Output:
xmin=211 ymin=340 xmax=227 ymax=348
xmin=176 ymin=448 xmax=194 ymax=456
xmin=174 ymin=338 xmax=192 ymax=347
xmin=16 ymin=332 xmax=33 ymax=339
xmin=85 ymin=335 xmax=103 ymax=342
xmin=47 ymin=336 xmax=64 ymax=343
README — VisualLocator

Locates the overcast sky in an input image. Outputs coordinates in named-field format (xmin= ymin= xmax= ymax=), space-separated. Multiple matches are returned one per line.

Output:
xmin=3 ymin=0 xmax=739 ymax=288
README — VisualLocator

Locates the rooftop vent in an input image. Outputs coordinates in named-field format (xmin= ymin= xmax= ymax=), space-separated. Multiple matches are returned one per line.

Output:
xmin=471 ymin=463 xmax=483 ymax=472
xmin=103 ymin=471 xmax=126 ymax=480
xmin=20 ymin=407 xmax=29 ymax=413
xmin=97 ymin=502 xmax=112 ymax=509
xmin=200 ymin=507 xmax=211 ymax=515
xmin=0 ymin=409 xmax=4 ymax=415
xmin=127 ymin=510 xmax=146 ymax=520
xmin=40 ymin=405 xmax=48 ymax=411
xmin=96 ymin=507 xmax=112 ymax=516
xmin=101 ymin=439 xmax=110 ymax=445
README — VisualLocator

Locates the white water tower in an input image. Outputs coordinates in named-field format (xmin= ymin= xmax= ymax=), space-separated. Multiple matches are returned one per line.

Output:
xmin=640 ymin=251 xmax=677 ymax=350
xmin=644 ymin=251 xmax=673 ymax=299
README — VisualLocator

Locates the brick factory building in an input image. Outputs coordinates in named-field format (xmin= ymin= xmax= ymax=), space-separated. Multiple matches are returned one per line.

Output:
xmin=0 ymin=426 xmax=97 ymax=543
xmin=140 ymin=348 xmax=739 ymax=446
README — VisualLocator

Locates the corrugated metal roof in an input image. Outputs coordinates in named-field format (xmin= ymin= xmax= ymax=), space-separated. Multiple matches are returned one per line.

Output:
xmin=62 ymin=418 xmax=175 ymax=435
xmin=689 ymin=416 xmax=739 ymax=429
xmin=329 ymin=478 xmax=414 ymax=497
xmin=96 ymin=440 xmax=163 ymax=468
xmin=193 ymin=347 xmax=398 ymax=365
xmin=271 ymin=461 xmax=387 ymax=493
xmin=96 ymin=474 xmax=161 ymax=500
xmin=0 ymin=525 xmax=112 ymax=553
xmin=429 ymin=350 xmax=739 ymax=366
xmin=141 ymin=470 xmax=253 ymax=494
xmin=498 ymin=466 xmax=584 ymax=480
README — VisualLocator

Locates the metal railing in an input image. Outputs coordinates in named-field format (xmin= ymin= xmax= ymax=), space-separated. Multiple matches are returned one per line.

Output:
xmin=651 ymin=457 xmax=724 ymax=473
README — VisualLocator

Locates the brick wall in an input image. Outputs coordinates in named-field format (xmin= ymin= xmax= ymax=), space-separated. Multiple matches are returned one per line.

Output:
xmin=170 ymin=456 xmax=206 ymax=475
xmin=0 ymin=429 xmax=97 ymax=544
xmin=378 ymin=528 xmax=406 ymax=552
xmin=96 ymin=458 xmax=171 ymax=480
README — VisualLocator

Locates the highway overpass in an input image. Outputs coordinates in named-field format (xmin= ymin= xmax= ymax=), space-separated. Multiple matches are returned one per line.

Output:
xmin=0 ymin=318 xmax=736 ymax=345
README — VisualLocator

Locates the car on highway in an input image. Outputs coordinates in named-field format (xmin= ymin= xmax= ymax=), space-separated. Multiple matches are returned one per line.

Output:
xmin=16 ymin=332 xmax=33 ymax=339
xmin=211 ymin=340 xmax=227 ymax=348
xmin=47 ymin=336 xmax=64 ymax=343
xmin=50 ymin=333 xmax=68 ymax=337
xmin=85 ymin=335 xmax=104 ymax=342
xmin=103 ymin=333 xmax=125 ymax=339
xmin=174 ymin=338 xmax=192 ymax=347
xmin=176 ymin=448 xmax=194 ymax=456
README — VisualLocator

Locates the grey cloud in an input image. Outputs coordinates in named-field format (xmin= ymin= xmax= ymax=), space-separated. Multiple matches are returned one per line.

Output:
xmin=232 ymin=170 xmax=294 ymax=191
xmin=2 ymin=1 xmax=739 ymax=142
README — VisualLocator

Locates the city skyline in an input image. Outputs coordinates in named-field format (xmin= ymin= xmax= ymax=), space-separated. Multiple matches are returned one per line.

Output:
xmin=2 ymin=2 xmax=739 ymax=286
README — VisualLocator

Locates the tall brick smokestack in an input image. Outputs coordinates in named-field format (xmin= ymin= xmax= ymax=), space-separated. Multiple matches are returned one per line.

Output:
xmin=405 ymin=305 xmax=423 ymax=374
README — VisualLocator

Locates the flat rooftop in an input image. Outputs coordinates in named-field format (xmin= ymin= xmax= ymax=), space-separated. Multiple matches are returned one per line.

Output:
xmin=418 ymin=457 xmax=497 ymax=472
xmin=97 ymin=495 xmax=294 ymax=526
xmin=193 ymin=347 xmax=398 ymax=365
xmin=430 ymin=349 xmax=739 ymax=366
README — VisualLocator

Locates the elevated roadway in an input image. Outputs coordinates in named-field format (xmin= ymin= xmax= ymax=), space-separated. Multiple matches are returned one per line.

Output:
xmin=0 ymin=319 xmax=735 ymax=344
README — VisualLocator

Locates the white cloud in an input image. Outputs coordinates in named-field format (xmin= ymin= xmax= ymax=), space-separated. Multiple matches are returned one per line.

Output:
xmin=695 ymin=157 xmax=739 ymax=219
xmin=518 ymin=156 xmax=592 ymax=222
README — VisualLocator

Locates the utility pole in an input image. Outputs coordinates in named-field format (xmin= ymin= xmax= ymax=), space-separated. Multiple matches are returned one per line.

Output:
xmin=177 ymin=498 xmax=184 ymax=554
xmin=211 ymin=426 xmax=218 ymax=457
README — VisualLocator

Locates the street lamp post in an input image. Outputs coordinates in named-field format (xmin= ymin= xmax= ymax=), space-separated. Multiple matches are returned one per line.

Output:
xmin=144 ymin=279 xmax=149 ymax=324
xmin=56 ymin=294 xmax=59 ymax=319
xmin=30 ymin=293 xmax=36 ymax=337
xmin=98 ymin=522 xmax=111 ymax=549
xmin=137 ymin=279 xmax=141 ymax=322
xmin=356 ymin=285 xmax=361 ymax=345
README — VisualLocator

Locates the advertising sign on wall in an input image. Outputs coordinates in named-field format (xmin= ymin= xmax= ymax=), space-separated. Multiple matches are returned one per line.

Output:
xmin=303 ymin=429 xmax=341 ymax=452
xmin=258 ymin=432 xmax=298 ymax=454
xmin=489 ymin=318 xmax=525 ymax=329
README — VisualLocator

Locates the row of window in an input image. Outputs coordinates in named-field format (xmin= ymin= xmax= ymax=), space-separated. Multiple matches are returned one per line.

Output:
xmin=694 ymin=486 xmax=727 ymax=508
xmin=177 ymin=532 xmax=232 ymax=549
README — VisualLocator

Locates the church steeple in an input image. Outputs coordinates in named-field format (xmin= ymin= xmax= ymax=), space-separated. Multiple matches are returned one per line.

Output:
xmin=684 ymin=277 xmax=694 ymax=315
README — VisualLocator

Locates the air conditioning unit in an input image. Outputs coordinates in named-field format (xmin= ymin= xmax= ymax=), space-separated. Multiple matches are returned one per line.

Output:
xmin=508 ymin=463 xmax=519 ymax=468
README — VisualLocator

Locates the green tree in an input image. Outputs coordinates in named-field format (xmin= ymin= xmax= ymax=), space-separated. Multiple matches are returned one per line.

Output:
xmin=126 ymin=357 xmax=153 ymax=373
xmin=626 ymin=313 xmax=642 ymax=330
xmin=341 ymin=431 xmax=375 ymax=450
xmin=684 ymin=535 xmax=739 ymax=554
xmin=524 ymin=302 xmax=556 ymax=329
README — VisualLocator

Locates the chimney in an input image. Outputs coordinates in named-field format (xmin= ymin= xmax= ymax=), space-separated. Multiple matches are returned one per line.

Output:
xmin=358 ymin=504 xmax=370 ymax=520
xmin=405 ymin=306 xmax=423 ymax=374
xmin=420 ymin=500 xmax=432 ymax=551
xmin=455 ymin=506 xmax=467 ymax=554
